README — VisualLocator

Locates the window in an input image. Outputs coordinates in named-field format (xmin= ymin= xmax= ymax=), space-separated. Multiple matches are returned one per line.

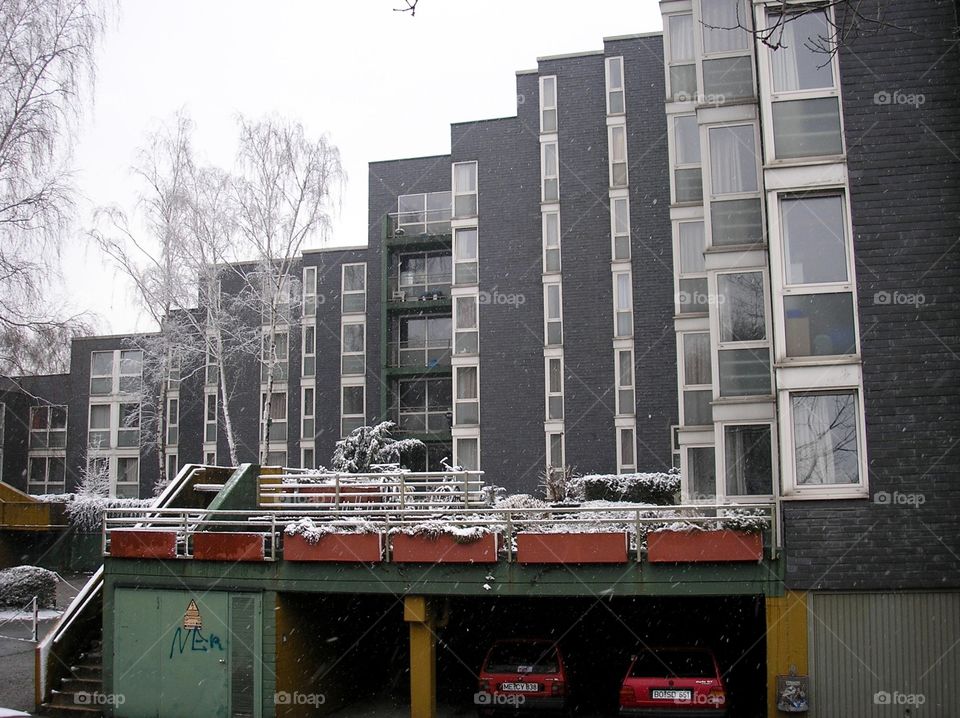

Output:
xmin=701 ymin=0 xmax=753 ymax=99
xmin=166 ymin=453 xmax=178 ymax=481
xmin=303 ymin=266 xmax=317 ymax=316
xmin=791 ymin=391 xmax=861 ymax=486
xmin=205 ymin=339 xmax=218 ymax=386
xmin=717 ymin=272 xmax=771 ymax=396
xmin=605 ymin=56 xmax=625 ymax=114
xmin=453 ymin=162 xmax=477 ymax=218
xmin=673 ymin=115 xmax=702 ymax=202
xmin=397 ymin=315 xmax=451 ymax=367
xmin=341 ymin=322 xmax=365 ymax=375
xmin=342 ymin=263 xmax=366 ymax=313
xmin=543 ymin=211 xmax=561 ymax=272
xmin=609 ymin=125 xmax=628 ymax=188
xmin=90 ymin=351 xmax=113 ymax=395
xmin=91 ymin=350 xmax=139 ymax=395
xmin=301 ymin=447 xmax=315 ymax=470
xmin=397 ymin=191 xmax=452 ymax=235
xmin=541 ymin=142 xmax=559 ymax=202
xmin=398 ymin=251 xmax=452 ymax=295
xmin=677 ymin=221 xmax=708 ymax=314
xmin=724 ymin=424 xmax=773 ymax=496
xmin=544 ymin=283 xmax=563 ymax=345
xmin=397 ymin=378 xmax=451 ymax=432
xmin=302 ymin=324 xmax=316 ymax=376
xmin=88 ymin=404 xmax=111 ymax=448
xmin=261 ymin=330 xmax=289 ymax=382
xmin=204 ymin=392 xmax=217 ymax=443
xmin=167 ymin=355 xmax=180 ymax=389
xmin=780 ymin=194 xmax=857 ymax=358
xmin=455 ymin=437 xmax=479 ymax=471
xmin=117 ymin=403 xmax=139 ymax=448
xmin=681 ymin=332 xmax=712 ymax=426
xmin=611 ymin=198 xmax=630 ymax=260
xmin=455 ymin=366 xmax=479 ymax=426
xmin=261 ymin=391 xmax=287 ymax=443
xmin=687 ymin=446 xmax=716 ymax=500
xmin=546 ymin=357 xmax=563 ymax=420
xmin=614 ymin=272 xmax=633 ymax=338
xmin=667 ymin=14 xmax=696 ymax=100
xmin=30 ymin=406 xmax=67 ymax=449
xmin=708 ymin=125 xmax=762 ymax=246
xmin=619 ymin=428 xmax=636 ymax=472
xmin=204 ymin=451 xmax=217 ymax=465
xmin=119 ymin=350 xmax=142 ymax=394
xmin=302 ymin=386 xmax=315 ymax=439
xmin=616 ymin=350 xmax=635 ymax=416
xmin=547 ymin=432 xmax=564 ymax=468
xmin=166 ymin=397 xmax=178 ymax=445
xmin=768 ymin=9 xmax=842 ymax=159
xmin=28 ymin=456 xmax=65 ymax=495
xmin=341 ymin=385 xmax=365 ymax=436
xmin=540 ymin=75 xmax=557 ymax=133
xmin=454 ymin=228 xmax=478 ymax=285
xmin=116 ymin=457 xmax=139 ymax=498
xmin=455 ymin=296 xmax=479 ymax=355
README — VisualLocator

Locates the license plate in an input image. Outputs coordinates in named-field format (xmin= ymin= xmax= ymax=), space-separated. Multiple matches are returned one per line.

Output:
xmin=501 ymin=682 xmax=539 ymax=692
xmin=652 ymin=689 xmax=692 ymax=701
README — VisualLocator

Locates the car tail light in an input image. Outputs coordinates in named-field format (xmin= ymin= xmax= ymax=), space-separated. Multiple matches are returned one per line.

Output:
xmin=707 ymin=687 xmax=726 ymax=706
xmin=551 ymin=681 xmax=565 ymax=696
xmin=619 ymin=685 xmax=635 ymax=705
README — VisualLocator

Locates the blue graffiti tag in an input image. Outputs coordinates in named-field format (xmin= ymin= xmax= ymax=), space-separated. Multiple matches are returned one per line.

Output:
xmin=169 ymin=627 xmax=225 ymax=659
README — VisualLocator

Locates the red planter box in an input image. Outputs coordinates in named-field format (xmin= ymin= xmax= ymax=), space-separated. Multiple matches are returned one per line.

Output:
xmin=516 ymin=532 xmax=629 ymax=564
xmin=646 ymin=530 xmax=763 ymax=563
xmin=390 ymin=532 xmax=498 ymax=564
xmin=283 ymin=532 xmax=383 ymax=562
xmin=193 ymin=532 xmax=265 ymax=561
xmin=110 ymin=529 xmax=177 ymax=559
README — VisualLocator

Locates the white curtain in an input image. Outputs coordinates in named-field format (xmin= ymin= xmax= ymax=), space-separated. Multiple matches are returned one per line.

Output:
xmin=669 ymin=14 xmax=694 ymax=62
xmin=710 ymin=125 xmax=757 ymax=194
xmin=679 ymin=222 xmax=705 ymax=273
xmin=771 ymin=19 xmax=800 ymax=92
xmin=702 ymin=0 xmax=749 ymax=54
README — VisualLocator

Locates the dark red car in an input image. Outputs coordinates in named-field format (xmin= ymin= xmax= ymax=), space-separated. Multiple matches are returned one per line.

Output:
xmin=476 ymin=639 xmax=571 ymax=715
xmin=618 ymin=647 xmax=727 ymax=716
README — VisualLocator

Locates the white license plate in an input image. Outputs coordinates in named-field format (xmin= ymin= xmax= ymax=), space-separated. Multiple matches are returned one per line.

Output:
xmin=501 ymin=682 xmax=539 ymax=692
xmin=652 ymin=689 xmax=692 ymax=701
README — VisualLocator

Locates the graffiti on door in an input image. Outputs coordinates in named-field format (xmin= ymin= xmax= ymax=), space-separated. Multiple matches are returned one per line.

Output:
xmin=168 ymin=598 xmax=225 ymax=659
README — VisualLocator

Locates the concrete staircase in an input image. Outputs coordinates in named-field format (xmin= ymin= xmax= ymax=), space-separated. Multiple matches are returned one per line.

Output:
xmin=37 ymin=637 xmax=103 ymax=717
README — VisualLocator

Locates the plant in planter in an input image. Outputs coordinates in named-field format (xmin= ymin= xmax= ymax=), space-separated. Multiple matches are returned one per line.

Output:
xmin=390 ymin=520 xmax=499 ymax=564
xmin=645 ymin=511 xmax=768 ymax=563
xmin=283 ymin=517 xmax=383 ymax=562
xmin=567 ymin=469 xmax=680 ymax=505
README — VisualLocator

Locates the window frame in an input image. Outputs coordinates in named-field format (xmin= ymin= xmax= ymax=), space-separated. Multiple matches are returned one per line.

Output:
xmin=678 ymin=331 xmax=713 ymax=428
xmin=302 ymin=265 xmax=317 ymax=317
xmin=704 ymin=121 xmax=765 ymax=249
xmin=542 ymin=210 xmax=562 ymax=273
xmin=341 ymin=321 xmax=366 ymax=376
xmin=664 ymin=12 xmax=698 ymax=102
xmin=261 ymin=329 xmax=289 ymax=382
xmin=301 ymin=385 xmax=315 ymax=440
xmin=669 ymin=114 xmax=703 ymax=204
xmin=204 ymin=390 xmax=218 ymax=444
xmin=674 ymin=219 xmax=709 ymax=316
xmin=302 ymin=323 xmax=316 ymax=376
xmin=605 ymin=56 xmax=625 ymax=115
xmin=612 ymin=271 xmax=633 ymax=339
xmin=454 ymin=365 xmax=480 ymax=427
xmin=615 ymin=348 xmax=636 ymax=417
xmin=27 ymin=455 xmax=66 ymax=495
xmin=697 ymin=0 xmax=755 ymax=101
xmin=453 ymin=228 xmax=479 ymax=286
xmin=454 ymin=295 xmax=479 ymax=356
xmin=546 ymin=431 xmax=565 ymax=469
xmin=166 ymin=396 xmax=179 ymax=446
xmin=260 ymin=390 xmax=288 ymax=444
xmin=717 ymin=420 xmax=777 ymax=501
xmin=543 ymin=282 xmax=563 ymax=346
xmin=452 ymin=161 xmax=478 ymax=218
xmin=610 ymin=196 xmax=631 ymax=261
xmin=545 ymin=356 xmax=564 ymax=421
xmin=712 ymin=268 xmax=774 ymax=399
xmin=617 ymin=426 xmax=637 ymax=473
xmin=541 ymin=141 xmax=559 ymax=203
xmin=539 ymin=75 xmax=558 ymax=133
xmin=341 ymin=262 xmax=367 ymax=314
xmin=29 ymin=405 xmax=67 ymax=449
xmin=608 ymin=123 xmax=629 ymax=189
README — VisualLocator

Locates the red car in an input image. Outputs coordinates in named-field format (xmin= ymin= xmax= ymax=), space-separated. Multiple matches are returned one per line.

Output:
xmin=476 ymin=639 xmax=571 ymax=715
xmin=619 ymin=647 xmax=727 ymax=716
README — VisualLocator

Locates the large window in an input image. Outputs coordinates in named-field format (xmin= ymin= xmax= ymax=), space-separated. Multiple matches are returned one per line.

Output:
xmin=540 ymin=75 xmax=557 ymax=133
xmin=455 ymin=296 xmax=479 ymax=355
xmin=541 ymin=142 xmax=559 ymax=202
xmin=397 ymin=378 xmax=451 ymax=433
xmin=342 ymin=263 xmax=366 ymax=313
xmin=455 ymin=437 xmax=479 ymax=471
xmin=547 ymin=432 xmax=565 ymax=469
xmin=397 ymin=191 xmax=452 ymax=235
xmin=453 ymin=162 xmax=477 ymax=218
xmin=453 ymin=229 xmax=478 ymax=285
xmin=302 ymin=386 xmax=315 ymax=439
xmin=616 ymin=349 xmax=635 ymax=416
xmin=673 ymin=115 xmax=702 ymax=203
xmin=396 ymin=315 xmax=451 ymax=367
xmin=667 ymin=13 xmax=696 ymax=100
xmin=614 ymin=272 xmax=633 ymax=338
xmin=724 ymin=424 xmax=773 ymax=496
xmin=700 ymin=0 xmax=753 ymax=99
xmin=302 ymin=324 xmax=316 ymax=376
xmin=91 ymin=349 xmax=142 ymax=395
xmin=204 ymin=392 xmax=217 ymax=443
xmin=303 ymin=266 xmax=317 ymax=317
xmin=619 ymin=427 xmax=636 ymax=472
xmin=398 ymin=251 xmax=451 ymax=296
xmin=544 ymin=283 xmax=563 ymax=346
xmin=30 ymin=406 xmax=67 ymax=449
xmin=677 ymin=221 xmax=707 ymax=314
xmin=681 ymin=332 xmax=712 ymax=426
xmin=611 ymin=197 xmax=631 ymax=260
xmin=708 ymin=124 xmax=763 ymax=246
xmin=767 ymin=9 xmax=842 ymax=159
xmin=543 ymin=211 xmax=561 ymax=272
xmin=717 ymin=272 xmax=771 ymax=396
xmin=455 ymin=366 xmax=479 ymax=426
xmin=115 ymin=457 xmax=139 ymax=498
xmin=118 ymin=403 xmax=139 ymax=448
xmin=261 ymin=330 xmax=289 ymax=382
xmin=688 ymin=445 xmax=717 ymax=500
xmin=88 ymin=404 xmax=111 ymax=448
xmin=341 ymin=322 xmax=365 ymax=375
xmin=166 ymin=397 xmax=179 ymax=445
xmin=546 ymin=357 xmax=564 ymax=421
xmin=609 ymin=125 xmax=629 ymax=188
xmin=260 ymin=391 xmax=287 ymax=443
xmin=341 ymin=385 xmax=365 ymax=436
xmin=790 ymin=391 xmax=861 ymax=487
xmin=605 ymin=56 xmax=625 ymax=114
xmin=28 ymin=456 xmax=65 ymax=495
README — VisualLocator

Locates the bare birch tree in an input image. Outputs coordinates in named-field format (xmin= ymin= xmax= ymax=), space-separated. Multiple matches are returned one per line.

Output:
xmin=0 ymin=0 xmax=107 ymax=373
xmin=232 ymin=116 xmax=343 ymax=463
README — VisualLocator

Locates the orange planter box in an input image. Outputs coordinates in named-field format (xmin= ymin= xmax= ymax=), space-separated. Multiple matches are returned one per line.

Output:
xmin=193 ymin=532 xmax=265 ymax=561
xmin=110 ymin=529 xmax=177 ymax=559
xmin=646 ymin=530 xmax=763 ymax=563
xmin=390 ymin=532 xmax=499 ymax=564
xmin=516 ymin=532 xmax=629 ymax=564
xmin=283 ymin=532 xmax=383 ymax=562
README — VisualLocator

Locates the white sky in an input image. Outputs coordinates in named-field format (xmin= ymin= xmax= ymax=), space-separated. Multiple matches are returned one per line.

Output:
xmin=63 ymin=0 xmax=663 ymax=334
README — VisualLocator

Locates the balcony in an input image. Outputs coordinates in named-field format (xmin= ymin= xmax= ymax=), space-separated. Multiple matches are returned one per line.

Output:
xmin=389 ymin=340 xmax=452 ymax=370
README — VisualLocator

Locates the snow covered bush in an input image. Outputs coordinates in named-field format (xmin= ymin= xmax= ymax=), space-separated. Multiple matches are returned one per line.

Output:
xmin=539 ymin=465 xmax=573 ymax=502
xmin=389 ymin=519 xmax=493 ymax=544
xmin=568 ymin=469 xmax=680 ymax=505
xmin=0 ymin=566 xmax=58 ymax=609
xmin=66 ymin=495 xmax=153 ymax=532
xmin=284 ymin=517 xmax=379 ymax=542
xmin=331 ymin=422 xmax=425 ymax=473
xmin=494 ymin=494 xmax=548 ymax=510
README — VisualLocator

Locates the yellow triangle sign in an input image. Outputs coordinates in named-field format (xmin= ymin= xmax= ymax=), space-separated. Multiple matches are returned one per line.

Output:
xmin=183 ymin=599 xmax=202 ymax=630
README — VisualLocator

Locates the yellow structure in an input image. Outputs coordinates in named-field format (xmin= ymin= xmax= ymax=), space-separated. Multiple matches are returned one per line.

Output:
xmin=765 ymin=591 xmax=809 ymax=716
xmin=404 ymin=595 xmax=437 ymax=718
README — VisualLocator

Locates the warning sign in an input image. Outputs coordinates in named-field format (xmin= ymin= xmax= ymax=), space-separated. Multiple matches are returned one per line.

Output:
xmin=183 ymin=599 xmax=202 ymax=630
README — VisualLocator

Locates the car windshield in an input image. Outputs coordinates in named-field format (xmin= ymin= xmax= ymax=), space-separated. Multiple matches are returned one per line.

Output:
xmin=486 ymin=642 xmax=559 ymax=673
xmin=629 ymin=650 xmax=715 ymax=678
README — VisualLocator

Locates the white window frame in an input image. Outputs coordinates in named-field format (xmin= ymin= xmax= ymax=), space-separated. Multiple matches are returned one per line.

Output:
xmin=454 ymin=295 xmax=479 ymax=356
xmin=704 ymin=121 xmax=764 ymax=249
xmin=166 ymin=451 xmax=178 ymax=482
xmin=302 ymin=323 xmax=316 ymax=376
xmin=697 ymin=0 xmax=754 ymax=101
xmin=166 ymin=396 xmax=179 ymax=446
xmin=541 ymin=142 xmax=559 ymax=202
xmin=711 ymin=268 xmax=774 ymax=399
xmin=616 ymin=349 xmax=635 ymax=417
xmin=664 ymin=11 xmax=699 ymax=102
xmin=397 ymin=191 xmax=453 ymax=235
xmin=29 ymin=405 xmax=67 ymax=450
xmin=617 ymin=426 xmax=637 ymax=473
xmin=301 ymin=385 xmax=315 ymax=440
xmin=301 ymin=446 xmax=315 ymax=470
xmin=340 ymin=383 xmax=365 ymax=438
xmin=669 ymin=114 xmax=702 ymax=205
xmin=605 ymin=56 xmax=625 ymax=115
xmin=545 ymin=356 xmax=564 ymax=421
xmin=27 ymin=455 xmax=66 ymax=494
xmin=454 ymin=436 xmax=480 ymax=471
xmin=683 ymin=443 xmax=718 ymax=503
xmin=542 ymin=211 xmax=561 ymax=273
xmin=205 ymin=337 xmax=218 ymax=386
xmin=454 ymin=365 xmax=480 ymax=427
xmin=674 ymin=218 xmax=708 ymax=316
xmin=546 ymin=432 xmax=565 ymax=469
xmin=610 ymin=196 xmax=631 ymax=261
xmin=544 ymin=282 xmax=563 ymax=346
xmin=679 ymin=331 xmax=713 ymax=428
xmin=613 ymin=271 xmax=633 ymax=338
xmin=341 ymin=321 xmax=366 ymax=376
xmin=608 ymin=123 xmax=629 ymax=188
xmin=261 ymin=390 xmax=288 ymax=444
xmin=90 ymin=349 xmax=142 ymax=396
xmin=539 ymin=75 xmax=557 ymax=134
xmin=453 ymin=228 xmax=479 ymax=286
xmin=204 ymin=390 xmax=218 ymax=444
xmin=261 ymin=329 xmax=289 ymax=383
xmin=342 ymin=262 xmax=366 ymax=314
xmin=452 ymin=161 xmax=478 ymax=218
xmin=716 ymin=420 xmax=777 ymax=502
xmin=302 ymin=265 xmax=317 ymax=317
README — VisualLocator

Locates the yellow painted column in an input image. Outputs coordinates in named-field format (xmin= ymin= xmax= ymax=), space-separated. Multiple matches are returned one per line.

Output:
xmin=766 ymin=591 xmax=809 ymax=716
xmin=404 ymin=596 xmax=437 ymax=718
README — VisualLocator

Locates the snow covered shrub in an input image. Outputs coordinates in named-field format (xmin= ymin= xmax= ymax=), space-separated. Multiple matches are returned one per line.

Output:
xmin=284 ymin=517 xmax=379 ymax=542
xmin=539 ymin=465 xmax=573 ymax=502
xmin=568 ymin=469 xmax=680 ymax=505
xmin=67 ymin=495 xmax=153 ymax=532
xmin=390 ymin=519 xmax=492 ymax=544
xmin=331 ymin=422 xmax=425 ymax=473
xmin=0 ymin=566 xmax=58 ymax=609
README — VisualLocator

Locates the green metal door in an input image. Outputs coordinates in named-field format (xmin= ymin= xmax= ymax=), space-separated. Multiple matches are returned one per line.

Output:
xmin=113 ymin=588 xmax=261 ymax=718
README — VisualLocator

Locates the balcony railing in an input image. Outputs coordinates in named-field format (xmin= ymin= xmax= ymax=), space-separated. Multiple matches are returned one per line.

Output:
xmin=390 ymin=274 xmax=451 ymax=303
xmin=389 ymin=340 xmax=451 ymax=369
xmin=394 ymin=408 xmax=451 ymax=433
xmin=390 ymin=209 xmax=452 ymax=238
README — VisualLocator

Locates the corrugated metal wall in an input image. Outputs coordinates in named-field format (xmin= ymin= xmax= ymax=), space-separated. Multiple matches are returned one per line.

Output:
xmin=809 ymin=592 xmax=960 ymax=717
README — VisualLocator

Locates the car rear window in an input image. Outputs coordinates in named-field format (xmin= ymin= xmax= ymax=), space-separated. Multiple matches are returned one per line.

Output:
xmin=629 ymin=650 xmax=716 ymax=678
xmin=485 ymin=642 xmax=559 ymax=673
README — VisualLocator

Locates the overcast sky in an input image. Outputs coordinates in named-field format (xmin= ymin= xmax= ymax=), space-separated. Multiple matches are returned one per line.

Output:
xmin=63 ymin=0 xmax=663 ymax=335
